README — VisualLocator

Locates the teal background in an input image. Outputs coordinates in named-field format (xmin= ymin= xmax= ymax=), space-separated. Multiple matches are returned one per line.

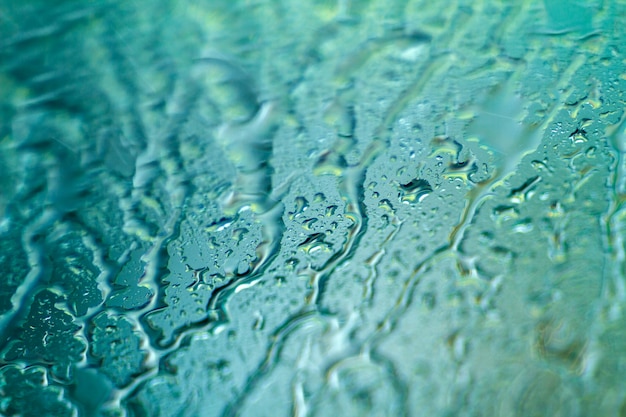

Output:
xmin=1 ymin=1 xmax=626 ymax=416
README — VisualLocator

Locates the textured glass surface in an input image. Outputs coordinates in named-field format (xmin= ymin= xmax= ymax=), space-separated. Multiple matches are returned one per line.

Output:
xmin=1 ymin=1 xmax=626 ymax=416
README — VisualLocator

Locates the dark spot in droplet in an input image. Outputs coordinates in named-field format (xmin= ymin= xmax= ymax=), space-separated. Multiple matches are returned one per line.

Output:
xmin=297 ymin=233 xmax=326 ymax=248
xmin=492 ymin=205 xmax=517 ymax=215
xmin=400 ymin=178 xmax=432 ymax=192
xmin=508 ymin=175 xmax=541 ymax=197
xmin=449 ymin=160 xmax=469 ymax=170
xmin=399 ymin=179 xmax=432 ymax=203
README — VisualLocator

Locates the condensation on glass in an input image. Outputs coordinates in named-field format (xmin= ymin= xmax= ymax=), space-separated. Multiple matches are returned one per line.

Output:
xmin=0 ymin=0 xmax=625 ymax=416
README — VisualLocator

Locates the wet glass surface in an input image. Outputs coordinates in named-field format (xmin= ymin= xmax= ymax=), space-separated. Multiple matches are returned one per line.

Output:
xmin=1 ymin=0 xmax=626 ymax=416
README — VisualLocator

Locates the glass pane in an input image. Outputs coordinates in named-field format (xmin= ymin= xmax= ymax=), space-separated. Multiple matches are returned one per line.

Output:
xmin=1 ymin=1 xmax=625 ymax=416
